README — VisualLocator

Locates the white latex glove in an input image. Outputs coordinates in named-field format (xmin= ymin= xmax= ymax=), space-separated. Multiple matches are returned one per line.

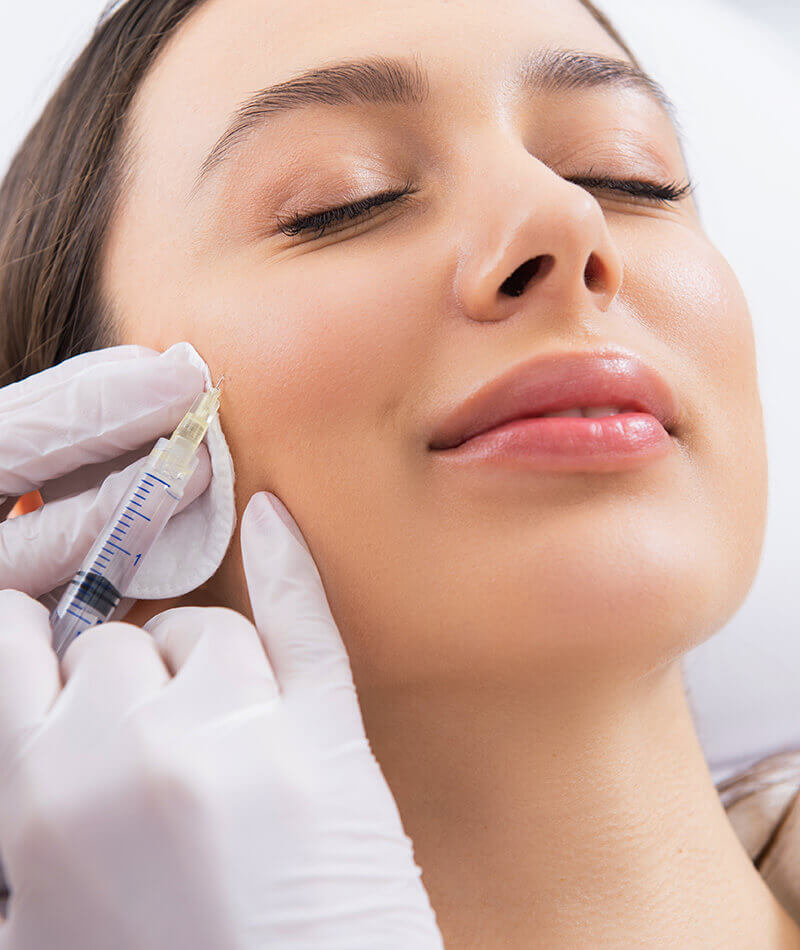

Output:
xmin=0 ymin=344 xmax=213 ymax=613
xmin=0 ymin=491 xmax=444 ymax=950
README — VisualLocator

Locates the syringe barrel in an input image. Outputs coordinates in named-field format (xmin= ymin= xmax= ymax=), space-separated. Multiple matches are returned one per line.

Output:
xmin=49 ymin=438 xmax=199 ymax=659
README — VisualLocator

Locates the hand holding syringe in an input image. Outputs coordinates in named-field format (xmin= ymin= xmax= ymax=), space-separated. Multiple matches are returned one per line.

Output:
xmin=0 ymin=344 xmax=219 ymax=617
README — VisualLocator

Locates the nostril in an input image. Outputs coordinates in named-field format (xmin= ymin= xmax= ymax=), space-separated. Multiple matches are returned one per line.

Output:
xmin=583 ymin=252 xmax=604 ymax=290
xmin=499 ymin=254 xmax=553 ymax=297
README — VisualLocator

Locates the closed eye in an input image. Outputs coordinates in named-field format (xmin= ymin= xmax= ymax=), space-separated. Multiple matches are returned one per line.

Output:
xmin=569 ymin=172 xmax=696 ymax=206
xmin=275 ymin=171 xmax=695 ymax=240
xmin=276 ymin=177 xmax=418 ymax=239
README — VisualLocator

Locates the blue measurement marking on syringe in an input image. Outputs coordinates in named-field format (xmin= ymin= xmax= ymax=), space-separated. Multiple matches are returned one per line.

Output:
xmin=145 ymin=473 xmax=170 ymax=488
xmin=66 ymin=607 xmax=91 ymax=622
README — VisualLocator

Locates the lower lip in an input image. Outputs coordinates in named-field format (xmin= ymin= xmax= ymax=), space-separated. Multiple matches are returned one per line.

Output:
xmin=432 ymin=413 xmax=674 ymax=471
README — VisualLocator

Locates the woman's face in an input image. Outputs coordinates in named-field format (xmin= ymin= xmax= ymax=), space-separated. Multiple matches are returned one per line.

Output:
xmin=103 ymin=0 xmax=767 ymax=689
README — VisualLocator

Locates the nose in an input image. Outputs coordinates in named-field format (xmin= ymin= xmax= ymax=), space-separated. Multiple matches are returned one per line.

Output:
xmin=453 ymin=149 xmax=625 ymax=323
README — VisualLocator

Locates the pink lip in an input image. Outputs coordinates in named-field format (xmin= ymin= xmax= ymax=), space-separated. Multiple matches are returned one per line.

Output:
xmin=428 ymin=349 xmax=680 ymax=471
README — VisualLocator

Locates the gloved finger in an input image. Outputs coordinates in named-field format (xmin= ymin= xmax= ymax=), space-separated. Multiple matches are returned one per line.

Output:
xmin=0 ymin=342 xmax=204 ymax=504
xmin=58 ymin=622 xmax=170 ymax=718
xmin=0 ymin=590 xmax=61 ymax=761
xmin=0 ymin=444 xmax=211 ymax=599
xmin=240 ymin=493 xmax=363 ymax=731
xmin=38 ymin=442 xmax=150 ymax=506
xmin=144 ymin=606 xmax=280 ymax=709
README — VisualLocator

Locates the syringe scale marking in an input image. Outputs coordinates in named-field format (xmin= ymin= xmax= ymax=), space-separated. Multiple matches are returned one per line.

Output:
xmin=66 ymin=608 xmax=91 ymax=623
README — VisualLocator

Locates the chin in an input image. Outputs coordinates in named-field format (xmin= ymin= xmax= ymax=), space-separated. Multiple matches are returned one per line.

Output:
xmin=397 ymin=518 xmax=748 ymax=687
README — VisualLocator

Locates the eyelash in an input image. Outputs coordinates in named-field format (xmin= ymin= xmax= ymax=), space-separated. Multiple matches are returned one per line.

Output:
xmin=276 ymin=177 xmax=418 ymax=239
xmin=276 ymin=172 xmax=695 ymax=240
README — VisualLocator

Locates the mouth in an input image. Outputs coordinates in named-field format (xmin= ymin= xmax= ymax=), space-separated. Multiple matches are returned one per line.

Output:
xmin=427 ymin=349 xmax=680 ymax=470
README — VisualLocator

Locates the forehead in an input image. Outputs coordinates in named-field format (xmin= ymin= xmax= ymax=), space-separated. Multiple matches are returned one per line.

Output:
xmin=127 ymin=0 xmax=627 ymax=190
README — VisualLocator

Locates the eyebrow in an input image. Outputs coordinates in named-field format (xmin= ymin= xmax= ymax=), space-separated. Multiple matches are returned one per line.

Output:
xmin=194 ymin=47 xmax=681 ymax=192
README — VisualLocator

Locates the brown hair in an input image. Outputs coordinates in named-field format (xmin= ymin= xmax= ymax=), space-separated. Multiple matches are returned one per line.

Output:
xmin=0 ymin=0 xmax=640 ymax=387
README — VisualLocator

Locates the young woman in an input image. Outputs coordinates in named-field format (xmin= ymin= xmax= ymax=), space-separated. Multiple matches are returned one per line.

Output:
xmin=1 ymin=0 xmax=798 ymax=946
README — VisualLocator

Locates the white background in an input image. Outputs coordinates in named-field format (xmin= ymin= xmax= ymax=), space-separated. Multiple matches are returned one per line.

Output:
xmin=1 ymin=0 xmax=798 ymax=784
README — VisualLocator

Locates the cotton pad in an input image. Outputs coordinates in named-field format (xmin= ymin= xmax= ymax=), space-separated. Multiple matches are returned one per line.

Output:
xmin=115 ymin=341 xmax=236 ymax=611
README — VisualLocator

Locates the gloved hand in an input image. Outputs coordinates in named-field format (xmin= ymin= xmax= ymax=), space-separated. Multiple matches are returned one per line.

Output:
xmin=0 ymin=344 xmax=213 ymax=613
xmin=0 ymin=491 xmax=444 ymax=950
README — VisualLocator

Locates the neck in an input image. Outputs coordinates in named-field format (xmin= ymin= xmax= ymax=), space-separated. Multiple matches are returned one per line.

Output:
xmin=356 ymin=662 xmax=800 ymax=949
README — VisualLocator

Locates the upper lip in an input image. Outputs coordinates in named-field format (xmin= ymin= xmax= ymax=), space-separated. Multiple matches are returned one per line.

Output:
xmin=428 ymin=349 xmax=680 ymax=450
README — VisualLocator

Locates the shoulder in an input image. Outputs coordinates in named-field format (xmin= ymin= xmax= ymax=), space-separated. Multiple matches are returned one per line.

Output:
xmin=719 ymin=750 xmax=800 ymax=924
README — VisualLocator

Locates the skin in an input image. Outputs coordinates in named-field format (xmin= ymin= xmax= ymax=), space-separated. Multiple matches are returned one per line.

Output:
xmin=100 ymin=0 xmax=798 ymax=945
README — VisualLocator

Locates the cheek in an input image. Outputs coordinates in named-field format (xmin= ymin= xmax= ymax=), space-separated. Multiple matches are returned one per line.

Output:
xmin=192 ymin=250 xmax=428 ymax=467
xmin=626 ymin=230 xmax=760 ymax=408
xmin=624 ymin=231 xmax=768 ymax=603
xmin=177 ymin=246 xmax=439 ymax=568
xmin=184 ymin=254 xmax=442 ymax=661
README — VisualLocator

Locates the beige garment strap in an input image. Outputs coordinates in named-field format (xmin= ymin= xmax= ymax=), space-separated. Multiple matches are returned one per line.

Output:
xmin=718 ymin=750 xmax=800 ymax=923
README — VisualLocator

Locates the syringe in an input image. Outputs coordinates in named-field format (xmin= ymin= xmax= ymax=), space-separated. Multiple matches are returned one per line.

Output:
xmin=49 ymin=378 xmax=224 ymax=660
